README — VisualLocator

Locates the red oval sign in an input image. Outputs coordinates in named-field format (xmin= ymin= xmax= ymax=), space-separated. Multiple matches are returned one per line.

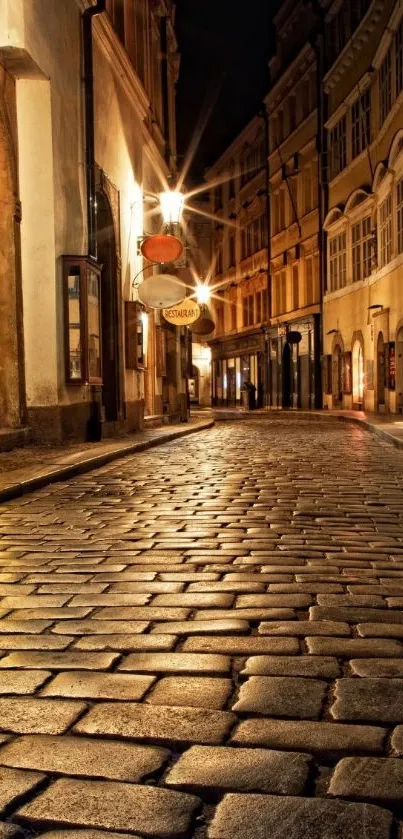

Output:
xmin=141 ymin=234 xmax=183 ymax=263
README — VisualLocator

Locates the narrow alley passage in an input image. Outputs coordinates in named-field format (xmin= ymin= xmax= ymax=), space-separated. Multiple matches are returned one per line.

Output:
xmin=0 ymin=417 xmax=402 ymax=838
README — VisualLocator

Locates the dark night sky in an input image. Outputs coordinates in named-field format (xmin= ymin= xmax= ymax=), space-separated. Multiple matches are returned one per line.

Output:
xmin=175 ymin=0 xmax=277 ymax=185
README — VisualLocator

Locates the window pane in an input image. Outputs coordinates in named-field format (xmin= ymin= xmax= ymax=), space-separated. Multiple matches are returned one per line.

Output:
xmin=87 ymin=269 xmax=101 ymax=379
xmin=67 ymin=269 xmax=82 ymax=380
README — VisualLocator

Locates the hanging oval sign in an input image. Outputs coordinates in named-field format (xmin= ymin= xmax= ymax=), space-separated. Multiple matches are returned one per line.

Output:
xmin=138 ymin=274 xmax=187 ymax=309
xmin=191 ymin=303 xmax=215 ymax=336
xmin=141 ymin=234 xmax=184 ymax=263
xmin=286 ymin=330 xmax=302 ymax=344
xmin=163 ymin=297 xmax=201 ymax=326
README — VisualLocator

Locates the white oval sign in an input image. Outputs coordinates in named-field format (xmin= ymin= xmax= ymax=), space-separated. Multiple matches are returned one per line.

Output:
xmin=163 ymin=298 xmax=201 ymax=326
xmin=138 ymin=274 xmax=187 ymax=309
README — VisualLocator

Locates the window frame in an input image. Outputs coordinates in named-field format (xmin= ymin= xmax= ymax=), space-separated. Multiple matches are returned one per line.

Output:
xmin=63 ymin=255 xmax=102 ymax=385
xmin=328 ymin=116 xmax=347 ymax=180
xmin=379 ymin=193 xmax=392 ymax=268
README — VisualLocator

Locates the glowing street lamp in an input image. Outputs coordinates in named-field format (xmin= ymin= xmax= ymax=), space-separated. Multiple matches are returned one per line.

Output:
xmin=159 ymin=190 xmax=184 ymax=225
xmin=195 ymin=283 xmax=211 ymax=304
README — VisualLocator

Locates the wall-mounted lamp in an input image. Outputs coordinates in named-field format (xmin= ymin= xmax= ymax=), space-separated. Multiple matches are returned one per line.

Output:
xmin=195 ymin=284 xmax=211 ymax=305
xmin=159 ymin=190 xmax=184 ymax=225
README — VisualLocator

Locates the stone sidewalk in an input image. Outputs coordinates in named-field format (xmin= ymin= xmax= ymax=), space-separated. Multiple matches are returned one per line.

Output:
xmin=0 ymin=416 xmax=400 ymax=837
xmin=212 ymin=404 xmax=403 ymax=450
xmin=0 ymin=416 xmax=214 ymax=502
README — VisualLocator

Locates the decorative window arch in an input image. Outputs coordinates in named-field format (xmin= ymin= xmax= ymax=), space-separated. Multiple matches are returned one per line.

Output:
xmin=372 ymin=161 xmax=388 ymax=193
xmin=323 ymin=206 xmax=344 ymax=231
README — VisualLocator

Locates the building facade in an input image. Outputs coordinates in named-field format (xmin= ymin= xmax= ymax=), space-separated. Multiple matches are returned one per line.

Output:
xmin=266 ymin=0 xmax=322 ymax=409
xmin=0 ymin=0 xmax=186 ymax=445
xmin=320 ymin=0 xmax=403 ymax=414
xmin=207 ymin=116 xmax=269 ymax=408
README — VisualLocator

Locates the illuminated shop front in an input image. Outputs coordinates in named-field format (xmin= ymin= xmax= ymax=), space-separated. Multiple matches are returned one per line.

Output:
xmin=210 ymin=332 xmax=265 ymax=407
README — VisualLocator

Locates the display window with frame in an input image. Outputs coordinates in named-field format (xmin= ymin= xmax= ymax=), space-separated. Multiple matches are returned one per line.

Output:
xmin=63 ymin=256 xmax=102 ymax=385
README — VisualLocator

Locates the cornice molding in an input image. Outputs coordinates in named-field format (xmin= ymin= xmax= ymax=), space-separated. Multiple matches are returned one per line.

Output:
xmin=323 ymin=0 xmax=384 ymax=93
xmin=267 ymin=43 xmax=315 ymax=109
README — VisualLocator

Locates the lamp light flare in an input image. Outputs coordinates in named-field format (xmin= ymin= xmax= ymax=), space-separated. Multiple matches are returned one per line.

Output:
xmin=195 ymin=284 xmax=211 ymax=304
xmin=159 ymin=190 xmax=184 ymax=224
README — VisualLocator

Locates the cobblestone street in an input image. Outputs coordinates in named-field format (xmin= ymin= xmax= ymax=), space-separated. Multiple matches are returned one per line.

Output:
xmin=0 ymin=417 xmax=403 ymax=837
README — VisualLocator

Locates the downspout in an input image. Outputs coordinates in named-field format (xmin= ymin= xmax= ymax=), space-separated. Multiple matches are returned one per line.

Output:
xmin=308 ymin=1 xmax=326 ymax=409
xmin=160 ymin=16 xmax=171 ymax=167
xmin=82 ymin=0 xmax=106 ymax=261
xmin=260 ymin=105 xmax=272 ymax=407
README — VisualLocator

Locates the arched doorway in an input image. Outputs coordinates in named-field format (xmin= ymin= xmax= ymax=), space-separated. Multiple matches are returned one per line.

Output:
xmin=332 ymin=345 xmax=343 ymax=407
xmin=282 ymin=342 xmax=292 ymax=408
xmin=96 ymin=190 xmax=121 ymax=423
xmin=377 ymin=331 xmax=385 ymax=409
xmin=352 ymin=340 xmax=364 ymax=409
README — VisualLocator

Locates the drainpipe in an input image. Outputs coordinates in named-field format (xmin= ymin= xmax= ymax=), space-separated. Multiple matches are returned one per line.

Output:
xmin=82 ymin=0 xmax=105 ymax=442
xmin=307 ymin=0 xmax=326 ymax=409
xmin=160 ymin=16 xmax=171 ymax=167
xmin=82 ymin=0 xmax=106 ymax=261
xmin=260 ymin=105 xmax=272 ymax=407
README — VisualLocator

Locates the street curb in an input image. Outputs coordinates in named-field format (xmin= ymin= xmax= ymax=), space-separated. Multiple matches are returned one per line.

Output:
xmin=0 ymin=420 xmax=214 ymax=504
xmin=213 ymin=408 xmax=403 ymax=451
xmin=335 ymin=414 xmax=403 ymax=450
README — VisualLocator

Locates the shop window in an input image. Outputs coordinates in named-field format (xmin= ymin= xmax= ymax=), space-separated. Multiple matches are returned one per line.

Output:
xmin=328 ymin=232 xmax=347 ymax=291
xmin=124 ymin=300 xmax=146 ymax=370
xmin=328 ymin=116 xmax=347 ymax=179
xmin=379 ymin=194 xmax=392 ymax=267
xmin=352 ymin=216 xmax=372 ymax=282
xmin=380 ymin=48 xmax=392 ymax=126
xmin=397 ymin=177 xmax=403 ymax=253
xmin=351 ymin=90 xmax=370 ymax=159
xmin=63 ymin=256 xmax=102 ymax=384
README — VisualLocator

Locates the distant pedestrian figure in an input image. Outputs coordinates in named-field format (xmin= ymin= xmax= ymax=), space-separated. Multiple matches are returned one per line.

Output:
xmin=242 ymin=380 xmax=256 ymax=410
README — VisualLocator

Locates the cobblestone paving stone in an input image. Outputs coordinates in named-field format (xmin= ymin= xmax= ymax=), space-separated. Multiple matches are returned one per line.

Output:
xmin=0 ymin=417 xmax=403 ymax=836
